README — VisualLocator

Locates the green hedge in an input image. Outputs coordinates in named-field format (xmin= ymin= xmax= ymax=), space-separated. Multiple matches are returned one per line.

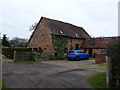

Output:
xmin=2 ymin=47 xmax=32 ymax=59
xmin=107 ymin=41 xmax=120 ymax=64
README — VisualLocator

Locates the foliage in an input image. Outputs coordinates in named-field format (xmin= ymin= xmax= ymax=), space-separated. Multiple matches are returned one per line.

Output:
xmin=88 ymin=72 xmax=107 ymax=88
xmin=107 ymin=41 xmax=120 ymax=64
xmin=2 ymin=34 xmax=10 ymax=47
xmin=29 ymin=22 xmax=38 ymax=31
xmin=51 ymin=34 xmax=68 ymax=59
xmin=2 ymin=47 xmax=32 ymax=59
xmin=9 ymin=37 xmax=28 ymax=47
xmin=2 ymin=81 xmax=11 ymax=89
xmin=42 ymin=53 xmax=56 ymax=60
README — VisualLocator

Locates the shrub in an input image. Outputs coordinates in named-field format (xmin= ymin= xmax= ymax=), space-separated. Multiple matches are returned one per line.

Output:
xmin=51 ymin=34 xmax=68 ymax=59
xmin=106 ymin=41 xmax=120 ymax=64
xmin=2 ymin=47 xmax=32 ymax=59
xmin=40 ymin=53 xmax=56 ymax=60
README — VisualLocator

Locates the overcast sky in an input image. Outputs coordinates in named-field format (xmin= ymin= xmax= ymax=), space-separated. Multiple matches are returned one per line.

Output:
xmin=0 ymin=0 xmax=119 ymax=39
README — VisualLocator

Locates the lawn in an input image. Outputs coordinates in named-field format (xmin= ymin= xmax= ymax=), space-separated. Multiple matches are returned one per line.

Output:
xmin=88 ymin=72 xmax=107 ymax=88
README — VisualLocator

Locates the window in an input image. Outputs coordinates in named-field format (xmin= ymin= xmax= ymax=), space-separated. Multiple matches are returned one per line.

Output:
xmin=70 ymin=46 xmax=73 ymax=50
xmin=68 ymin=51 xmax=74 ymax=53
xmin=75 ymin=44 xmax=79 ymax=50
xmin=60 ymin=31 xmax=63 ymax=34
xmin=33 ymin=48 xmax=37 ymax=52
xmin=75 ymin=34 xmax=79 ymax=37
xmin=76 ymin=51 xmax=84 ymax=53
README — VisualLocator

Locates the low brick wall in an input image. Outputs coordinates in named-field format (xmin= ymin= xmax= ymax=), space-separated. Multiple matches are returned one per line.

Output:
xmin=95 ymin=54 xmax=106 ymax=64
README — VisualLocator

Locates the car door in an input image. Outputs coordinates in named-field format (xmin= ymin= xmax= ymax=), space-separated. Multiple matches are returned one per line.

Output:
xmin=76 ymin=51 xmax=85 ymax=59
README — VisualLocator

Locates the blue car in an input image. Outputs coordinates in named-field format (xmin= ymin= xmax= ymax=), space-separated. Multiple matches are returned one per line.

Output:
xmin=66 ymin=50 xmax=89 ymax=60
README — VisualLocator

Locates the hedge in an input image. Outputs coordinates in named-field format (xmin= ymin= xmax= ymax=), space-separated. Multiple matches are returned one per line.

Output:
xmin=107 ymin=41 xmax=120 ymax=64
xmin=2 ymin=47 xmax=32 ymax=59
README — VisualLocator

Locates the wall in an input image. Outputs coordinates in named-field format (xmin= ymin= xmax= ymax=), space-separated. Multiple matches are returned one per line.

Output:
xmin=93 ymin=49 xmax=106 ymax=54
xmin=27 ymin=21 xmax=54 ymax=53
xmin=28 ymin=21 xmax=85 ymax=53
xmin=66 ymin=38 xmax=84 ymax=52
xmin=95 ymin=54 xmax=106 ymax=64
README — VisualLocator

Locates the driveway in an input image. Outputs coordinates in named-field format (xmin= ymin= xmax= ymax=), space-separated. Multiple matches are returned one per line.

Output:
xmin=2 ymin=57 xmax=105 ymax=88
xmin=43 ymin=59 xmax=106 ymax=72
xmin=43 ymin=59 xmax=95 ymax=68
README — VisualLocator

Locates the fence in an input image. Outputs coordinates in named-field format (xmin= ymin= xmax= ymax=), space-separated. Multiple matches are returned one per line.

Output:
xmin=106 ymin=56 xmax=120 ymax=88
xmin=14 ymin=51 xmax=32 ymax=62
xmin=14 ymin=51 xmax=56 ymax=62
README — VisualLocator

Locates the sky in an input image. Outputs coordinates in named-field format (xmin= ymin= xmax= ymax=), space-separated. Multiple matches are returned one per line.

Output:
xmin=0 ymin=0 xmax=119 ymax=39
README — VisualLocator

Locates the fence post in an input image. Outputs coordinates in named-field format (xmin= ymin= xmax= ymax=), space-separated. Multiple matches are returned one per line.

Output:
xmin=106 ymin=56 xmax=112 ymax=88
xmin=14 ymin=50 xmax=16 ymax=62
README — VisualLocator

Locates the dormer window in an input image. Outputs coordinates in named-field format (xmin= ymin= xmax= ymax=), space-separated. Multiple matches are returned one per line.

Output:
xmin=75 ymin=34 xmax=79 ymax=37
xmin=60 ymin=31 xmax=63 ymax=34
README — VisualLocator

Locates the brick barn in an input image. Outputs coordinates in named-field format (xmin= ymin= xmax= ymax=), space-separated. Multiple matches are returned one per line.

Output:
xmin=81 ymin=37 xmax=120 ymax=56
xmin=27 ymin=17 xmax=91 ymax=53
xmin=27 ymin=17 xmax=120 ymax=56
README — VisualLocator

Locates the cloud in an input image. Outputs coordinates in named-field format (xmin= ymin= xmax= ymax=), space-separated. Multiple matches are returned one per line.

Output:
xmin=0 ymin=0 xmax=118 ymax=39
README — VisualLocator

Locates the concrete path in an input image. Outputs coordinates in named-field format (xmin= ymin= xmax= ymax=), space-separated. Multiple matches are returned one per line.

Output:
xmin=2 ymin=58 xmax=101 ymax=88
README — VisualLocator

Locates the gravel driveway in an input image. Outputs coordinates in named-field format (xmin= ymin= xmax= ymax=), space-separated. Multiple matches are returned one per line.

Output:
xmin=2 ymin=58 xmax=103 ymax=88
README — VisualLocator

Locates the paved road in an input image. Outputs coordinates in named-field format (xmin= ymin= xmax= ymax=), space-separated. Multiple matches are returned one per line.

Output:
xmin=2 ymin=58 xmax=99 ymax=88
xmin=43 ymin=59 xmax=95 ymax=68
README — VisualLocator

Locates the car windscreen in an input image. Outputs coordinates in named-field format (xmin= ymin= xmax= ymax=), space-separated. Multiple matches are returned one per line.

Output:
xmin=76 ymin=51 xmax=84 ymax=53
xmin=68 ymin=51 xmax=75 ymax=53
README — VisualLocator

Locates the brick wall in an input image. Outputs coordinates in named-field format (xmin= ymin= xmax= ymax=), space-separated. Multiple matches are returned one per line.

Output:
xmin=95 ymin=54 xmax=106 ymax=64
xmin=27 ymin=22 xmax=54 ymax=53
xmin=66 ymin=38 xmax=84 ymax=52
xmin=93 ymin=49 xmax=106 ymax=54
xmin=28 ymin=21 xmax=85 ymax=53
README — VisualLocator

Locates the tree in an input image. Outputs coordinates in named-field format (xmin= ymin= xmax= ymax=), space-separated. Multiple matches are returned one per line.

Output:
xmin=2 ymin=34 xmax=10 ymax=47
xmin=10 ymin=37 xmax=28 ymax=47
xmin=29 ymin=22 xmax=38 ymax=31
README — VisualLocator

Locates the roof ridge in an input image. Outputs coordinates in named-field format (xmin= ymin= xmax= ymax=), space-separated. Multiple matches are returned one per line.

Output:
xmin=41 ymin=16 xmax=83 ymax=29
xmin=40 ymin=16 xmax=91 ymax=38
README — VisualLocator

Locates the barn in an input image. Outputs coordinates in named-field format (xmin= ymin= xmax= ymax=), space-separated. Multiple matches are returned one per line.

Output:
xmin=27 ymin=17 xmax=91 ymax=53
xmin=27 ymin=17 xmax=119 ymax=57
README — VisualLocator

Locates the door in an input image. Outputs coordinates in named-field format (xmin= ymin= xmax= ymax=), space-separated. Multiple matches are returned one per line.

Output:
xmin=89 ymin=48 xmax=93 ymax=57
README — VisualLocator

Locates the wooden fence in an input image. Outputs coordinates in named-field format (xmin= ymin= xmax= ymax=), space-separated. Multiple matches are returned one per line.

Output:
xmin=14 ymin=51 xmax=55 ymax=62
xmin=106 ymin=56 xmax=120 ymax=88
xmin=14 ymin=51 xmax=32 ymax=62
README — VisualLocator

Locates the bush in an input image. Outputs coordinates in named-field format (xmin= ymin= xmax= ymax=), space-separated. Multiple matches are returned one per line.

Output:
xmin=2 ymin=47 xmax=32 ymax=59
xmin=41 ymin=53 xmax=56 ymax=60
xmin=107 ymin=41 xmax=120 ymax=64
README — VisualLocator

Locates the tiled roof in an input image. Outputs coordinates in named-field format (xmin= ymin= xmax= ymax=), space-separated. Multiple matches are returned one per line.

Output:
xmin=81 ymin=36 xmax=120 ymax=49
xmin=41 ymin=17 xmax=91 ymax=39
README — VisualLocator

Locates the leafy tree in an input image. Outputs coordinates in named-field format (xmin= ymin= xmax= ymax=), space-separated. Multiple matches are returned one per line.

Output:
xmin=10 ymin=37 xmax=28 ymax=47
xmin=2 ymin=34 xmax=10 ymax=47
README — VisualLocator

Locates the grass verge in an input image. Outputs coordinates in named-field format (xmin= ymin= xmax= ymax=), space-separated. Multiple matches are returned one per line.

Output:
xmin=2 ymin=81 xmax=10 ymax=89
xmin=88 ymin=72 xmax=107 ymax=88
xmin=90 ymin=63 xmax=106 ymax=66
